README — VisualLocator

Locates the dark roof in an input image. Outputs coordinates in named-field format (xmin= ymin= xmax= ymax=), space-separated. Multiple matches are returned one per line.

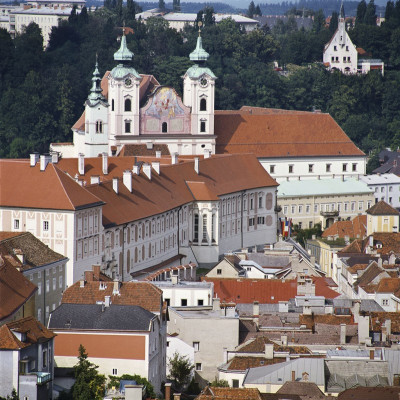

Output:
xmin=48 ymin=303 xmax=155 ymax=331
xmin=118 ymin=144 xmax=170 ymax=157
xmin=277 ymin=381 xmax=326 ymax=398
xmin=338 ymin=386 xmax=400 ymax=400
xmin=367 ymin=200 xmax=399 ymax=216
xmin=0 ymin=232 xmax=67 ymax=271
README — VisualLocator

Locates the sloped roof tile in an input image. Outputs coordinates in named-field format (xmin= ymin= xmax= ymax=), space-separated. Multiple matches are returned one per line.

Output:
xmin=367 ymin=201 xmax=399 ymax=216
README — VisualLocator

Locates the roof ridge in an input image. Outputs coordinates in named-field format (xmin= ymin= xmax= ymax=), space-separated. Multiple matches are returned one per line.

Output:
xmin=52 ymin=164 xmax=77 ymax=210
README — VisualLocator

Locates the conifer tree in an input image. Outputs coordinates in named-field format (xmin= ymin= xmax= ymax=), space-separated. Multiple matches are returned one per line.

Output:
xmin=247 ymin=1 xmax=256 ymax=18
xmin=356 ymin=0 xmax=367 ymax=24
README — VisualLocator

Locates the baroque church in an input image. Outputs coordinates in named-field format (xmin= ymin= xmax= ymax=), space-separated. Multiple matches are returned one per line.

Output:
xmin=52 ymin=29 xmax=217 ymax=157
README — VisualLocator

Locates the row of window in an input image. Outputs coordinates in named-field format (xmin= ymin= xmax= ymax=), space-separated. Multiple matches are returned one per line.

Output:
xmin=29 ymin=265 xmax=63 ymax=280
xmin=283 ymin=200 xmax=372 ymax=215
xmin=333 ymin=45 xmax=350 ymax=51
xmin=38 ymin=303 xmax=58 ymax=323
xmin=13 ymin=219 xmax=49 ymax=231
xmin=374 ymin=186 xmax=400 ymax=193
xmin=269 ymin=163 xmax=357 ymax=174
xmin=111 ymin=98 xmax=208 ymax=113
xmin=331 ymin=56 xmax=351 ymax=63
xmin=36 ymin=276 xmax=63 ymax=296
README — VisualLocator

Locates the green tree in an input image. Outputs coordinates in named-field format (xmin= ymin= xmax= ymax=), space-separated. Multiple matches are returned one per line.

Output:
xmin=312 ymin=9 xmax=325 ymax=33
xmin=247 ymin=1 xmax=256 ymax=18
xmin=210 ymin=378 xmax=229 ymax=387
xmin=158 ymin=0 xmax=165 ymax=10
xmin=364 ymin=0 xmax=377 ymax=25
xmin=329 ymin=11 xmax=339 ymax=33
xmin=72 ymin=345 xmax=106 ymax=400
xmin=167 ymin=352 xmax=194 ymax=391
xmin=255 ymin=5 xmax=262 ymax=16
xmin=107 ymin=374 xmax=156 ymax=398
xmin=0 ymin=388 xmax=19 ymax=400
xmin=356 ymin=0 xmax=367 ymax=24
xmin=203 ymin=7 xmax=215 ymax=26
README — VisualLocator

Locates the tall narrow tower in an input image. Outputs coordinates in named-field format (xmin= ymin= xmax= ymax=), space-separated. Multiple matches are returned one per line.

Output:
xmin=183 ymin=28 xmax=217 ymax=138
xmin=108 ymin=29 xmax=142 ymax=152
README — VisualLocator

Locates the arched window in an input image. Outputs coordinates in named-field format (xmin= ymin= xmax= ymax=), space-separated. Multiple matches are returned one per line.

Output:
xmin=95 ymin=121 xmax=103 ymax=133
xmin=125 ymin=98 xmax=131 ymax=112
xmin=202 ymin=214 xmax=208 ymax=243
xmin=111 ymin=99 xmax=114 ymax=111
xmin=200 ymin=121 xmax=206 ymax=133
xmin=162 ymin=122 xmax=168 ymax=133
xmin=193 ymin=214 xmax=199 ymax=242
xmin=200 ymin=98 xmax=207 ymax=111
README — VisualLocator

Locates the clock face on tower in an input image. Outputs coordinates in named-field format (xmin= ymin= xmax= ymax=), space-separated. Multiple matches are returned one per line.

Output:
xmin=200 ymin=77 xmax=208 ymax=88
xmin=124 ymin=77 xmax=133 ymax=87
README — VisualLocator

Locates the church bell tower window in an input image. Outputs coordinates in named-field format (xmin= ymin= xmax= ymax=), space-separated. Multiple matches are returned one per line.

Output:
xmin=125 ymin=121 xmax=131 ymax=133
xmin=200 ymin=121 xmax=206 ymax=133
xmin=125 ymin=98 xmax=131 ymax=112
xmin=162 ymin=122 xmax=168 ymax=133
xmin=200 ymin=98 xmax=207 ymax=111
xmin=95 ymin=121 xmax=103 ymax=133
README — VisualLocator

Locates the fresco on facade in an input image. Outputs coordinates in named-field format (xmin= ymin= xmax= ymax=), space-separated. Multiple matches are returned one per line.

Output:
xmin=145 ymin=87 xmax=185 ymax=119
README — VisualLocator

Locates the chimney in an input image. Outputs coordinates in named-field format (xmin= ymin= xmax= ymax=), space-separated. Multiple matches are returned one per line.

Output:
xmin=194 ymin=157 xmax=200 ymax=174
xmin=173 ymin=394 xmax=181 ymax=400
xmin=378 ymin=257 xmax=383 ymax=268
xmin=104 ymin=296 xmax=111 ymax=307
xmin=253 ymin=301 xmax=259 ymax=316
xmin=123 ymin=170 xmax=132 ymax=192
xmin=152 ymin=161 xmax=160 ymax=175
xmin=30 ymin=153 xmax=39 ymax=167
xmin=133 ymin=165 xmax=140 ymax=175
xmin=265 ymin=343 xmax=274 ymax=359
xmin=113 ymin=279 xmax=120 ymax=295
xmin=156 ymin=150 xmax=161 ymax=158
xmin=40 ymin=154 xmax=51 ymax=171
xmin=171 ymin=275 xmax=179 ymax=285
xmin=204 ymin=149 xmax=211 ymax=159
xmin=143 ymin=163 xmax=151 ymax=180
xmin=386 ymin=319 xmax=392 ymax=336
xmin=78 ymin=153 xmax=85 ymax=175
xmin=165 ymin=383 xmax=172 ymax=400
xmin=93 ymin=264 xmax=100 ymax=280
xmin=80 ymin=279 xmax=85 ymax=288
xmin=340 ymin=323 xmax=346 ymax=345
xmin=102 ymin=152 xmax=108 ymax=175
xmin=84 ymin=270 xmax=93 ymax=282
xmin=124 ymin=385 xmax=144 ymax=400
xmin=51 ymin=151 xmax=59 ymax=163
xmin=91 ymin=176 xmax=100 ymax=184
xmin=370 ymin=349 xmax=375 ymax=360
xmin=146 ymin=142 xmax=153 ymax=150
xmin=292 ymin=371 xmax=296 ymax=381
xmin=113 ymin=178 xmax=119 ymax=194
xmin=171 ymin=153 xmax=178 ymax=165
xmin=281 ymin=334 xmax=288 ymax=346
xmin=212 ymin=297 xmax=220 ymax=311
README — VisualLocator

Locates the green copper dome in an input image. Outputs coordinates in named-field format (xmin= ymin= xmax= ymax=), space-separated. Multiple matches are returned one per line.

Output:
xmin=86 ymin=60 xmax=108 ymax=106
xmin=189 ymin=36 xmax=209 ymax=62
xmin=114 ymin=34 xmax=134 ymax=62
xmin=185 ymin=64 xmax=216 ymax=80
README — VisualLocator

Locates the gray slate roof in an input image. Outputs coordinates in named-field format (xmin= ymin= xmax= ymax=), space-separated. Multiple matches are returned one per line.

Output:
xmin=48 ymin=303 xmax=155 ymax=331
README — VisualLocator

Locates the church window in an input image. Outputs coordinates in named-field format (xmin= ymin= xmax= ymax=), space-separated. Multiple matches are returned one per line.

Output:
xmin=200 ymin=121 xmax=206 ymax=133
xmin=289 ymin=165 xmax=293 ymax=173
xmin=95 ymin=120 xmax=103 ymax=133
xmin=347 ymin=57 xmax=351 ymax=62
xmin=162 ymin=122 xmax=168 ymax=133
xmin=334 ymin=45 xmax=337 ymax=51
xmin=200 ymin=98 xmax=207 ymax=111
xmin=193 ymin=214 xmax=199 ymax=241
xmin=125 ymin=98 xmax=131 ymax=112
xmin=202 ymin=214 xmax=208 ymax=242
xmin=111 ymin=99 xmax=114 ymax=111
xmin=125 ymin=121 xmax=131 ymax=133
xmin=212 ymin=214 xmax=216 ymax=243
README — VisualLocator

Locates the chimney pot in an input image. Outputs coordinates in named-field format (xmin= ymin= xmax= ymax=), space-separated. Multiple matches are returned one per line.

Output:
xmin=123 ymin=170 xmax=133 ymax=192
xmin=194 ymin=157 xmax=200 ymax=174
xmin=113 ymin=178 xmax=119 ymax=194
xmin=30 ymin=153 xmax=39 ymax=167
xmin=152 ymin=161 xmax=160 ymax=175
xmin=171 ymin=153 xmax=178 ymax=165
xmin=133 ymin=165 xmax=140 ymax=175
xmin=143 ymin=163 xmax=151 ymax=180
xmin=156 ymin=150 xmax=161 ymax=158
xmin=292 ymin=370 xmax=296 ymax=381
xmin=102 ymin=152 xmax=108 ymax=175
xmin=78 ymin=153 xmax=85 ymax=175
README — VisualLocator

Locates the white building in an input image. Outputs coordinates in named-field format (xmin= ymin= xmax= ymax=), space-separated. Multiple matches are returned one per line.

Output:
xmin=360 ymin=173 xmax=400 ymax=208
xmin=323 ymin=4 xmax=357 ymax=74
xmin=278 ymin=177 xmax=374 ymax=229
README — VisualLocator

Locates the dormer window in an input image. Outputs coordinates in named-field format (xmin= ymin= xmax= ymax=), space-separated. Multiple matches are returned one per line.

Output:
xmin=124 ymin=98 xmax=131 ymax=112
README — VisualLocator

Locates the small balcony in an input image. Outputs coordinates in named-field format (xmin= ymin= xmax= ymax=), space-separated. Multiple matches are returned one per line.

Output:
xmin=320 ymin=210 xmax=339 ymax=217
xmin=274 ymin=205 xmax=282 ymax=213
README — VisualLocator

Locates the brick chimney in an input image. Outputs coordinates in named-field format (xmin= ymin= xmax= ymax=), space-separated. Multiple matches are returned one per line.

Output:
xmin=165 ymin=383 xmax=171 ymax=400
xmin=93 ymin=264 xmax=100 ymax=280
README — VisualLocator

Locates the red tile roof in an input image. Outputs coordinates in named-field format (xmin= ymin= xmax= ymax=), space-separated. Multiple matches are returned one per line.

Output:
xmin=186 ymin=181 xmax=219 ymax=201
xmin=6 ymin=316 xmax=55 ymax=345
xmin=367 ymin=200 xmax=399 ymax=216
xmin=118 ymin=144 xmax=170 ymax=157
xmin=0 ymin=262 xmax=37 ymax=321
xmin=196 ymin=387 xmax=263 ymax=400
xmin=0 ymin=160 xmax=103 ymax=211
xmin=338 ymin=386 xmax=400 ymax=400
xmin=227 ymin=356 xmax=285 ymax=370
xmin=61 ymin=280 xmax=162 ymax=313
xmin=214 ymin=108 xmax=365 ymax=158
xmin=322 ymin=215 xmax=367 ymax=239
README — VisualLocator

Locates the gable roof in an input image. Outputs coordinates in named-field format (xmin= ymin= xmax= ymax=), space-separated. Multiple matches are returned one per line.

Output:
xmin=0 ymin=231 xmax=67 ymax=271
xmin=118 ymin=144 xmax=170 ymax=157
xmin=238 ymin=336 xmax=311 ymax=355
xmin=338 ymin=386 xmax=400 ymax=400
xmin=214 ymin=108 xmax=365 ymax=159
xmin=48 ymin=303 xmax=155 ymax=331
xmin=0 ymin=316 xmax=55 ymax=349
xmin=61 ymin=280 xmax=162 ymax=313
xmin=0 ymin=160 xmax=103 ymax=211
xmin=196 ymin=386 xmax=263 ymax=400
xmin=367 ymin=200 xmax=399 ymax=216
xmin=0 ymin=261 xmax=37 ymax=321
xmin=277 ymin=381 xmax=326 ymax=398
xmin=322 ymin=215 xmax=367 ymax=239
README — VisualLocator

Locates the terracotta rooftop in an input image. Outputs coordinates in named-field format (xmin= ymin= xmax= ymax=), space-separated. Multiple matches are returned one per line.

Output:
xmin=375 ymin=277 xmax=400 ymax=296
xmin=277 ymin=381 xmax=326 ymax=398
xmin=78 ymin=154 xmax=278 ymax=227
xmin=227 ymin=356 xmax=285 ymax=370
xmin=370 ymin=312 xmax=400 ymax=332
xmin=367 ymin=200 xmax=399 ymax=216
xmin=238 ymin=336 xmax=311 ymax=354
xmin=0 ymin=316 xmax=55 ymax=350
xmin=0 ymin=262 xmax=37 ymax=321
xmin=214 ymin=108 xmax=365 ymax=159
xmin=61 ymin=280 xmax=162 ymax=313
xmin=0 ymin=232 xmax=67 ymax=271
xmin=186 ymin=181 xmax=219 ymax=201
xmin=196 ymin=386 xmax=263 ymax=400
xmin=118 ymin=144 xmax=170 ymax=157
xmin=347 ymin=264 xmax=368 ymax=274
xmin=0 ymin=160 xmax=104 ymax=211
xmin=338 ymin=386 xmax=400 ymax=400
xmin=322 ymin=215 xmax=367 ymax=239
xmin=299 ymin=314 xmax=354 ymax=330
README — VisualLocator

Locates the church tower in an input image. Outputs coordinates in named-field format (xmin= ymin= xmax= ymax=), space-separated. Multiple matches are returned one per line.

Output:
xmin=83 ymin=58 xmax=109 ymax=157
xmin=108 ymin=29 xmax=142 ymax=152
xmin=183 ymin=29 xmax=216 ymax=139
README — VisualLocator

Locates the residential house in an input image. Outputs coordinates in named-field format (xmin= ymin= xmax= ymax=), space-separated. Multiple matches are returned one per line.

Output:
xmin=277 ymin=177 xmax=374 ymax=230
xmin=167 ymin=300 xmax=239 ymax=385
xmin=0 ymin=231 xmax=68 ymax=325
xmin=195 ymin=386 xmax=264 ymax=400
xmin=374 ymin=149 xmax=400 ymax=175
xmin=0 ymin=257 xmax=37 ymax=324
xmin=361 ymin=173 xmax=400 ymax=208
xmin=48 ymin=302 xmax=165 ymax=393
xmin=366 ymin=200 xmax=400 ymax=235
xmin=0 ymin=316 xmax=55 ymax=400
xmin=321 ymin=215 xmax=367 ymax=240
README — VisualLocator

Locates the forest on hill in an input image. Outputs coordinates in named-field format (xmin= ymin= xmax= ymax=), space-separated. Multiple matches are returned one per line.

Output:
xmin=1 ymin=0 xmax=400 ymax=166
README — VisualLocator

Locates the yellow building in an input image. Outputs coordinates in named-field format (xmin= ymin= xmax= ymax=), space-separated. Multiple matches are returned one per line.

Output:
xmin=366 ymin=200 xmax=400 ymax=236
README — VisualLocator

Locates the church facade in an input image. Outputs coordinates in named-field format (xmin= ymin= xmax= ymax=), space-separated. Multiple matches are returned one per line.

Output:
xmin=51 ymin=31 xmax=217 ymax=157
